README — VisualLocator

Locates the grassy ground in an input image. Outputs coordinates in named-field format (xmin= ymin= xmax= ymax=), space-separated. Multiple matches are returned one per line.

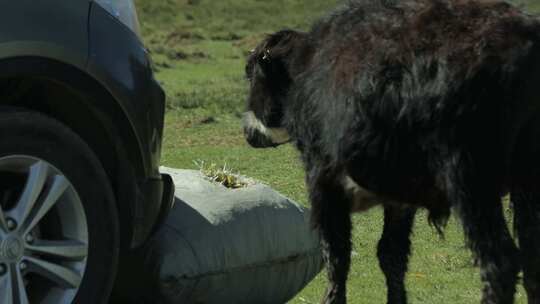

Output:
xmin=137 ymin=0 xmax=539 ymax=303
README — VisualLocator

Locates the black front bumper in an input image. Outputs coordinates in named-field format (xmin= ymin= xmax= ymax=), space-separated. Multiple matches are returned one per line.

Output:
xmin=133 ymin=173 xmax=174 ymax=245
xmin=153 ymin=173 xmax=175 ymax=233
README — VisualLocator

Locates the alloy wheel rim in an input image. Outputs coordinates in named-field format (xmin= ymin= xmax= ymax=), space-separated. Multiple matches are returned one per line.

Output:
xmin=0 ymin=156 xmax=88 ymax=304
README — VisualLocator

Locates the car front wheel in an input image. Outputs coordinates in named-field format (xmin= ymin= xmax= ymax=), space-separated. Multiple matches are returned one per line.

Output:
xmin=0 ymin=110 xmax=119 ymax=304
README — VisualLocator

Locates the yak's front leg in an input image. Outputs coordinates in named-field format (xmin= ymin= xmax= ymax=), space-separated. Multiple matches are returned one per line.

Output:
xmin=377 ymin=206 xmax=416 ymax=304
xmin=310 ymin=172 xmax=352 ymax=304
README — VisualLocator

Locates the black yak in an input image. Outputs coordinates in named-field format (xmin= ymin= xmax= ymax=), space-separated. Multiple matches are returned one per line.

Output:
xmin=243 ymin=1 xmax=540 ymax=303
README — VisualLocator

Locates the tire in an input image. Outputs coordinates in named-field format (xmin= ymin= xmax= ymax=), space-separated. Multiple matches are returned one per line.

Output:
xmin=0 ymin=110 xmax=119 ymax=304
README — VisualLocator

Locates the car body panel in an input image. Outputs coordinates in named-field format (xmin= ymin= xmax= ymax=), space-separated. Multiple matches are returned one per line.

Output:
xmin=87 ymin=3 xmax=165 ymax=179
xmin=87 ymin=3 xmax=168 ymax=245
xmin=0 ymin=0 xmax=89 ymax=69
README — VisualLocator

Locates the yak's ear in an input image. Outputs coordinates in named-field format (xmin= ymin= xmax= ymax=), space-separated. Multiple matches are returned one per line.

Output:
xmin=258 ymin=30 xmax=304 ymax=64
xmin=249 ymin=30 xmax=306 ymax=79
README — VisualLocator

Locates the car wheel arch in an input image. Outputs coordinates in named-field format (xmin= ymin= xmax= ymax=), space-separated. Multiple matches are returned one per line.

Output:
xmin=0 ymin=56 xmax=144 ymax=248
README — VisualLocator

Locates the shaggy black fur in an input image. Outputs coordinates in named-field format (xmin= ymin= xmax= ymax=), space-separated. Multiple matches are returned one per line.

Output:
xmin=243 ymin=0 xmax=540 ymax=303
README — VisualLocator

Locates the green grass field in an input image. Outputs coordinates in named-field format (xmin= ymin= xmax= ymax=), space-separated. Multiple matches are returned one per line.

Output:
xmin=137 ymin=0 xmax=540 ymax=302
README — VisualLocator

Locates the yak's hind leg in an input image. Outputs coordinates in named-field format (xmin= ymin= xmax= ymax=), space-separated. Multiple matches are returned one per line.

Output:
xmin=512 ymin=185 xmax=540 ymax=303
xmin=309 ymin=171 xmax=352 ymax=304
xmin=457 ymin=187 xmax=520 ymax=304
xmin=443 ymin=153 xmax=520 ymax=304
xmin=377 ymin=206 xmax=416 ymax=304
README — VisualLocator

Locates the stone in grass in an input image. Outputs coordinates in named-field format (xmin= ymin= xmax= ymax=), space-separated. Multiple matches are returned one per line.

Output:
xmin=142 ymin=167 xmax=323 ymax=304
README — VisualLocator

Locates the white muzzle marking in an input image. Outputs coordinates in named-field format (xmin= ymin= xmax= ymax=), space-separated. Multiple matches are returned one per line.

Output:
xmin=243 ymin=111 xmax=291 ymax=144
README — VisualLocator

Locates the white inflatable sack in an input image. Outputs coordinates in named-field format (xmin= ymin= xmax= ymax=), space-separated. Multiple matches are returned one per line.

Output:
xmin=141 ymin=168 xmax=323 ymax=304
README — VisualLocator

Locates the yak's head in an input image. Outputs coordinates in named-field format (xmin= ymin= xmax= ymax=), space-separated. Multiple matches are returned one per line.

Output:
xmin=243 ymin=30 xmax=306 ymax=148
